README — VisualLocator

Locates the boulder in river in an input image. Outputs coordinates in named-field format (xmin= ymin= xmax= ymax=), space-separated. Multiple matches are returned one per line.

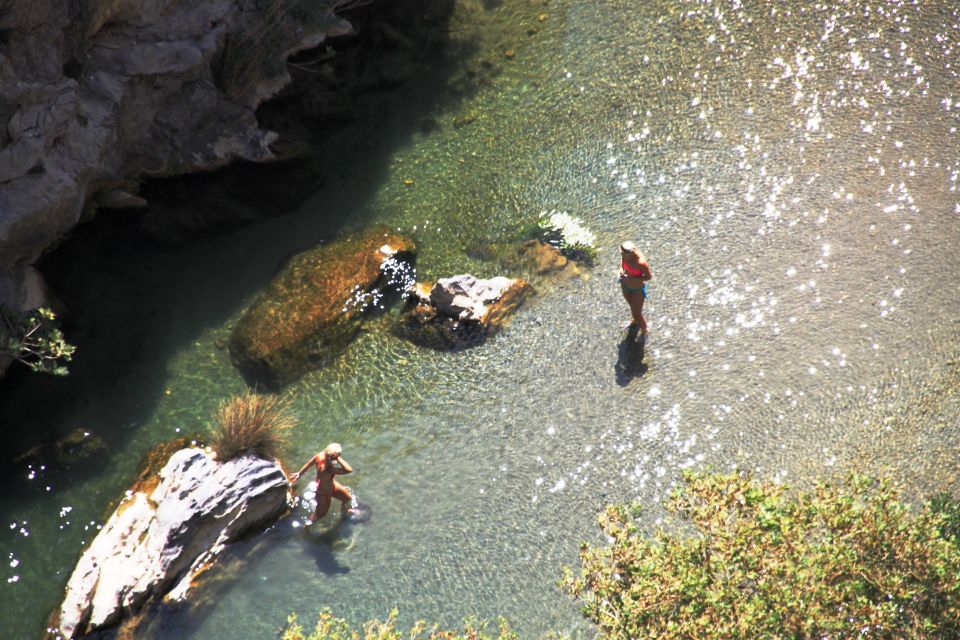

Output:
xmin=229 ymin=226 xmax=416 ymax=389
xmin=497 ymin=239 xmax=583 ymax=279
xmin=50 ymin=447 xmax=290 ymax=639
xmin=394 ymin=274 xmax=532 ymax=350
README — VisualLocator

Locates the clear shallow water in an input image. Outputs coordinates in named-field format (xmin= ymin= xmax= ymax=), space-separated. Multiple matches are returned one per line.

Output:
xmin=3 ymin=0 xmax=960 ymax=637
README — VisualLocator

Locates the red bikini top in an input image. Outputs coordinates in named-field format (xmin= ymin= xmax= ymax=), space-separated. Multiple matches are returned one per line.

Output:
xmin=622 ymin=260 xmax=649 ymax=278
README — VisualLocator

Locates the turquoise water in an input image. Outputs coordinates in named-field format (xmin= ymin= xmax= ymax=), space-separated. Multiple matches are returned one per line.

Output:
xmin=3 ymin=1 xmax=960 ymax=637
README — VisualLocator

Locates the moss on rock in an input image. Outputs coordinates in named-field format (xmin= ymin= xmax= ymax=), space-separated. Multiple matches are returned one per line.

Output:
xmin=229 ymin=225 xmax=415 ymax=389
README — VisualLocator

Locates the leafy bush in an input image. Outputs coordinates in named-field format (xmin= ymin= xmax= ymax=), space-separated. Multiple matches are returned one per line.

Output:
xmin=0 ymin=304 xmax=75 ymax=375
xmin=209 ymin=392 xmax=295 ymax=461
xmin=281 ymin=609 xmax=518 ymax=640
xmin=563 ymin=471 xmax=960 ymax=639
xmin=217 ymin=0 xmax=290 ymax=102
xmin=523 ymin=210 xmax=597 ymax=266
xmin=930 ymin=492 xmax=960 ymax=544
xmin=218 ymin=0 xmax=371 ymax=103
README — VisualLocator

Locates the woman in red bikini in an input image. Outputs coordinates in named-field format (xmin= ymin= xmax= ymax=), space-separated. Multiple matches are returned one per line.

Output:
xmin=290 ymin=443 xmax=357 ymax=522
xmin=619 ymin=240 xmax=652 ymax=337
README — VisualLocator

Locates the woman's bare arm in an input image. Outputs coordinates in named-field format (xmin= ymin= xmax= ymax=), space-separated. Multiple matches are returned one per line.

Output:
xmin=332 ymin=454 xmax=353 ymax=475
xmin=289 ymin=455 xmax=318 ymax=483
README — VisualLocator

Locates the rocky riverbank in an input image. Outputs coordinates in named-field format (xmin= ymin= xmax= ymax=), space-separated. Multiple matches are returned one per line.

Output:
xmin=0 ymin=0 xmax=458 ymax=379
xmin=0 ymin=0 xmax=339 ymax=309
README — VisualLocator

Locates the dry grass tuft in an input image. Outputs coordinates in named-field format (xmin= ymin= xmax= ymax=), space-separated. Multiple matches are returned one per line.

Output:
xmin=210 ymin=392 xmax=296 ymax=461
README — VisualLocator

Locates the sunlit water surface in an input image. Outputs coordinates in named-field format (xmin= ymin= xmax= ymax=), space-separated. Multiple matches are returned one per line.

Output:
xmin=3 ymin=1 xmax=960 ymax=638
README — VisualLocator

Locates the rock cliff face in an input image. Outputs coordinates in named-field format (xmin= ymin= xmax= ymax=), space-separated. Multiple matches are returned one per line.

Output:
xmin=0 ymin=0 xmax=354 ymax=314
xmin=51 ymin=447 xmax=290 ymax=639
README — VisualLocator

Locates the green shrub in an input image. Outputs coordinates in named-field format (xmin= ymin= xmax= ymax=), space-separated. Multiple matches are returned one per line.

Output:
xmin=217 ymin=0 xmax=289 ymax=102
xmin=281 ymin=609 xmax=518 ymax=640
xmin=218 ymin=0 xmax=371 ymax=103
xmin=930 ymin=492 xmax=960 ymax=545
xmin=522 ymin=211 xmax=598 ymax=266
xmin=563 ymin=471 xmax=960 ymax=639
xmin=209 ymin=392 xmax=295 ymax=461
xmin=0 ymin=304 xmax=75 ymax=375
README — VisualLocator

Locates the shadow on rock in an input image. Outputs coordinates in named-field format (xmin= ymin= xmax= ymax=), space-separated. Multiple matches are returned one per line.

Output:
xmin=615 ymin=326 xmax=647 ymax=386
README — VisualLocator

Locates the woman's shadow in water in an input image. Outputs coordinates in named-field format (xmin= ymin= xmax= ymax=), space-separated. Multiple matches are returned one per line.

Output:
xmin=615 ymin=325 xmax=648 ymax=386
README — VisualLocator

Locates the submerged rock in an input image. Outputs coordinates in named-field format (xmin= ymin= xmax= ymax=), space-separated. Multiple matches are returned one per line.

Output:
xmin=15 ymin=428 xmax=107 ymax=469
xmin=395 ymin=274 xmax=532 ymax=350
xmin=498 ymin=239 xmax=582 ymax=279
xmin=229 ymin=226 xmax=416 ymax=389
xmin=467 ymin=239 xmax=584 ymax=297
xmin=50 ymin=447 xmax=290 ymax=640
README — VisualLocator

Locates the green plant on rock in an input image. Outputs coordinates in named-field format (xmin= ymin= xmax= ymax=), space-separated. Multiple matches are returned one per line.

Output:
xmin=0 ymin=304 xmax=75 ymax=375
xmin=563 ymin=471 xmax=960 ymax=639
xmin=281 ymin=609 xmax=519 ymax=640
xmin=219 ymin=0 xmax=372 ymax=103
xmin=209 ymin=392 xmax=295 ymax=461
xmin=217 ymin=0 xmax=290 ymax=102
xmin=526 ymin=210 xmax=597 ymax=266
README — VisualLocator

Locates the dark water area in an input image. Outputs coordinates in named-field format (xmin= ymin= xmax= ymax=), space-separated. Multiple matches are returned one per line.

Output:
xmin=3 ymin=1 xmax=960 ymax=638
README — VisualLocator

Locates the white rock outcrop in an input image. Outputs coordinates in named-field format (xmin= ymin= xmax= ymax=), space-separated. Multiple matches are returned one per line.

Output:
xmin=424 ymin=274 xmax=519 ymax=322
xmin=54 ymin=447 xmax=290 ymax=639
xmin=396 ymin=274 xmax=533 ymax=350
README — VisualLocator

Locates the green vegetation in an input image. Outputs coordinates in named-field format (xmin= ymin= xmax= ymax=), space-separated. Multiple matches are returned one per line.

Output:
xmin=282 ymin=473 xmax=960 ymax=640
xmin=217 ymin=0 xmax=367 ymax=104
xmin=217 ymin=0 xmax=289 ymax=102
xmin=284 ymin=473 xmax=960 ymax=638
xmin=563 ymin=471 xmax=960 ymax=639
xmin=281 ymin=610 xmax=518 ymax=640
xmin=523 ymin=211 xmax=597 ymax=266
xmin=931 ymin=491 xmax=960 ymax=543
xmin=0 ymin=304 xmax=75 ymax=375
xmin=209 ymin=392 xmax=295 ymax=461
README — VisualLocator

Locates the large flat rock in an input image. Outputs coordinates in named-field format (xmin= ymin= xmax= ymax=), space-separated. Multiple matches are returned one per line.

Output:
xmin=51 ymin=447 xmax=290 ymax=639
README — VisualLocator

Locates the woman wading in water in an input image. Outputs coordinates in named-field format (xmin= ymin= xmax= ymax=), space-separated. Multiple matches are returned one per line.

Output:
xmin=290 ymin=443 xmax=358 ymax=522
xmin=619 ymin=241 xmax=652 ymax=337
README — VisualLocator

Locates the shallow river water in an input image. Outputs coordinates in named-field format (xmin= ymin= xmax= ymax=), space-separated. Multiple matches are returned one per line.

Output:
xmin=3 ymin=1 xmax=960 ymax=638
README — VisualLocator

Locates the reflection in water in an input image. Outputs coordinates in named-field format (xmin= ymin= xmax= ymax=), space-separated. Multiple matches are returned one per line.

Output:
xmin=2 ymin=0 xmax=960 ymax=638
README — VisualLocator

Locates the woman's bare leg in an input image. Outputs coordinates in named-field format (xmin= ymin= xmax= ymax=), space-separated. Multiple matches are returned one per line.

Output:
xmin=637 ymin=296 xmax=648 ymax=335
xmin=333 ymin=483 xmax=357 ymax=514
xmin=620 ymin=283 xmax=648 ymax=335
xmin=312 ymin=495 xmax=332 ymax=522
xmin=621 ymin=283 xmax=639 ymax=327
xmin=628 ymin=294 xmax=647 ymax=335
